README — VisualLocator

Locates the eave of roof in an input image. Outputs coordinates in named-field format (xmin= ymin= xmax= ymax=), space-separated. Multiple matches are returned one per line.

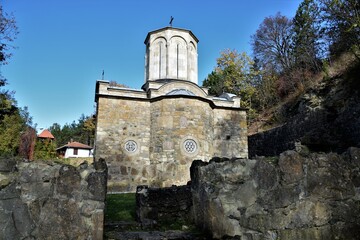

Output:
xmin=144 ymin=26 xmax=199 ymax=44
xmin=56 ymin=141 xmax=92 ymax=151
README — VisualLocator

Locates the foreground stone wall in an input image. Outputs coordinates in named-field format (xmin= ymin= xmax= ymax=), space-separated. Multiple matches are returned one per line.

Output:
xmin=0 ymin=158 xmax=107 ymax=239
xmin=136 ymin=185 xmax=192 ymax=225
xmin=190 ymin=148 xmax=360 ymax=239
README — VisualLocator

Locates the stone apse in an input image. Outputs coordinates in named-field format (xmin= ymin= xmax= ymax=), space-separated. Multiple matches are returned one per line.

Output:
xmin=95 ymin=26 xmax=248 ymax=192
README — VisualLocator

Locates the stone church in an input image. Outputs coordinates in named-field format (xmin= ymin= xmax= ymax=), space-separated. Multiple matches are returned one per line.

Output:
xmin=95 ymin=26 xmax=248 ymax=192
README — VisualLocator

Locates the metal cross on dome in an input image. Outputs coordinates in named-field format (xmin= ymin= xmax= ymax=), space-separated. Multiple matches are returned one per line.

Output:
xmin=169 ymin=16 xmax=174 ymax=27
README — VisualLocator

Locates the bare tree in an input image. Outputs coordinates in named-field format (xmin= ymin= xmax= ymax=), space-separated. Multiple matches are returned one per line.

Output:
xmin=0 ymin=4 xmax=18 ymax=85
xmin=251 ymin=12 xmax=294 ymax=74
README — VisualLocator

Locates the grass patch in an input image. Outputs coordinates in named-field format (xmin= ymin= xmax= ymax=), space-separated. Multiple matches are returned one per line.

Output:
xmin=105 ymin=193 xmax=136 ymax=222
xmin=54 ymin=157 xmax=93 ymax=166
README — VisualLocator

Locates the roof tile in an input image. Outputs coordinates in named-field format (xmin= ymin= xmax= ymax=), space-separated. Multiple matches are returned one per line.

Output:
xmin=38 ymin=129 xmax=55 ymax=139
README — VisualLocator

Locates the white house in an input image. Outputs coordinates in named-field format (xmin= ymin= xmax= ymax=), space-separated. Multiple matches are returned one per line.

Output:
xmin=56 ymin=141 xmax=93 ymax=158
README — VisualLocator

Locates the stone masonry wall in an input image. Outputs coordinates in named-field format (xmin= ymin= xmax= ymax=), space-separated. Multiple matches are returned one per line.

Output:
xmin=248 ymin=110 xmax=327 ymax=158
xmin=149 ymin=98 xmax=214 ymax=188
xmin=95 ymin=97 xmax=151 ymax=192
xmin=96 ymin=95 xmax=248 ymax=192
xmin=213 ymin=108 xmax=248 ymax=158
xmin=190 ymin=148 xmax=360 ymax=239
xmin=0 ymin=158 xmax=107 ymax=239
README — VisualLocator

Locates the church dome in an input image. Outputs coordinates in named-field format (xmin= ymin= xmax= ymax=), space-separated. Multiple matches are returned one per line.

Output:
xmin=144 ymin=27 xmax=199 ymax=85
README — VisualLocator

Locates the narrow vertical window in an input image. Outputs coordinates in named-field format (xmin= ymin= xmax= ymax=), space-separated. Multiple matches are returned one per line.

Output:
xmin=159 ymin=42 xmax=162 ymax=79
xmin=145 ymin=43 xmax=150 ymax=80
xmin=73 ymin=148 xmax=78 ymax=155
xmin=176 ymin=44 xmax=179 ymax=78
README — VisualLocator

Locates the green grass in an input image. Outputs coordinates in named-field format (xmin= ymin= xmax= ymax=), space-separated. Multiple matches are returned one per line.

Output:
xmin=105 ymin=193 xmax=136 ymax=222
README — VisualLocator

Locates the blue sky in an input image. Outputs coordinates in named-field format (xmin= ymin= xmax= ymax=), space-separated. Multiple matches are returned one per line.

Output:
xmin=2 ymin=0 xmax=302 ymax=130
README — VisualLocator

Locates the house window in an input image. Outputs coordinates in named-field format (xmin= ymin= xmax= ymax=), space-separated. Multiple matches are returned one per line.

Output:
xmin=73 ymin=148 xmax=78 ymax=155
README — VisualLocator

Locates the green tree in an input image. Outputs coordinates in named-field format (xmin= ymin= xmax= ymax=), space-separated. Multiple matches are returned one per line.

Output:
xmin=319 ymin=0 xmax=360 ymax=57
xmin=202 ymin=71 xmax=223 ymax=96
xmin=82 ymin=114 xmax=96 ymax=146
xmin=0 ymin=4 xmax=36 ymax=158
xmin=49 ymin=113 xmax=96 ymax=147
xmin=203 ymin=49 xmax=258 ymax=110
xmin=253 ymin=72 xmax=280 ymax=111
xmin=33 ymin=138 xmax=57 ymax=160
xmin=0 ymin=90 xmax=17 ymax=121
xmin=293 ymin=0 xmax=322 ymax=71
xmin=0 ymin=113 xmax=24 ymax=156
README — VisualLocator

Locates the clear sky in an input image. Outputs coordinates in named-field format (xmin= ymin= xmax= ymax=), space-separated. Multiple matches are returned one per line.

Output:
xmin=2 ymin=0 xmax=302 ymax=130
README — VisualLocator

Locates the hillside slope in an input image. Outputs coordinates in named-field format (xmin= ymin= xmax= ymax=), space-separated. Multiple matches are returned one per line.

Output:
xmin=248 ymin=56 xmax=360 ymax=157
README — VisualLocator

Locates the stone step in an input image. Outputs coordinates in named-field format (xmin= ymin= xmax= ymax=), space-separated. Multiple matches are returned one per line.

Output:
xmin=105 ymin=230 xmax=203 ymax=240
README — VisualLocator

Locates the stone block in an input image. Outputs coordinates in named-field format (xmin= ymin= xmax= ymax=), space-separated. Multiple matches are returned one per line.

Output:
xmin=0 ymin=158 xmax=16 ymax=172
xmin=279 ymin=150 xmax=305 ymax=184
xmin=190 ymin=149 xmax=360 ymax=239
xmin=0 ymin=173 xmax=10 ymax=189
xmin=86 ymin=171 xmax=107 ymax=201
xmin=55 ymin=165 xmax=81 ymax=198
xmin=0 ymin=159 xmax=107 ymax=239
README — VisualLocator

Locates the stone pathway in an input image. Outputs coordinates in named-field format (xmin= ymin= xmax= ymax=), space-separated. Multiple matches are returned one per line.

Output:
xmin=104 ymin=221 xmax=207 ymax=240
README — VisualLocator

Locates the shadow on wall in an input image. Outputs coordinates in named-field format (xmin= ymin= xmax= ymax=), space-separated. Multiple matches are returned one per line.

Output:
xmin=190 ymin=147 xmax=360 ymax=239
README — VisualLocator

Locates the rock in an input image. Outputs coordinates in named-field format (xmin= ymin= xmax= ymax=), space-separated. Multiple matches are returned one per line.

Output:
xmin=94 ymin=158 xmax=107 ymax=171
xmin=252 ymin=159 xmax=277 ymax=190
xmin=0 ymin=173 xmax=10 ymax=189
xmin=54 ymin=165 xmax=81 ymax=198
xmin=0 ymin=181 xmax=20 ymax=200
xmin=86 ymin=171 xmax=107 ymax=201
xmin=279 ymin=150 xmax=304 ymax=184
xmin=0 ymin=158 xmax=107 ymax=239
xmin=0 ymin=199 xmax=34 ymax=238
xmin=249 ymin=67 xmax=360 ymax=158
xmin=0 ymin=158 xmax=16 ymax=172
xmin=190 ymin=149 xmax=360 ymax=239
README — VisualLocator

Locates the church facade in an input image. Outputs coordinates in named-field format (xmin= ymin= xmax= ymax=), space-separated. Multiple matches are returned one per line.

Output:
xmin=95 ymin=27 xmax=248 ymax=192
